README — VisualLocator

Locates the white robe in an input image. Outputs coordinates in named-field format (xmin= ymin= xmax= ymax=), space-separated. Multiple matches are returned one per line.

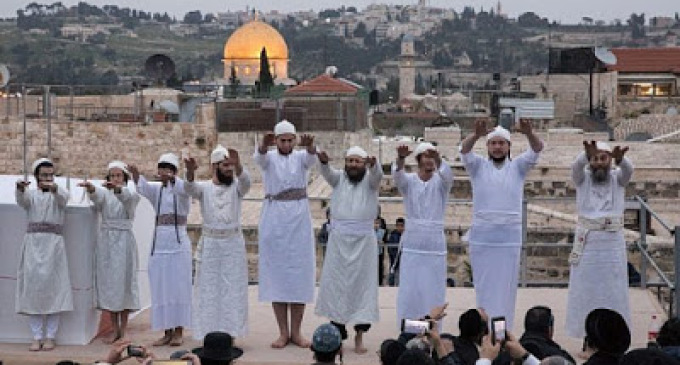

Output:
xmin=90 ymin=186 xmax=141 ymax=312
xmin=15 ymin=186 xmax=74 ymax=315
xmin=566 ymin=152 xmax=633 ymax=338
xmin=254 ymin=149 xmax=317 ymax=303
xmin=185 ymin=170 xmax=251 ymax=339
xmin=315 ymin=163 xmax=382 ymax=324
xmin=392 ymin=161 xmax=453 ymax=326
xmin=137 ymin=176 xmax=192 ymax=330
xmin=462 ymin=148 xmax=540 ymax=329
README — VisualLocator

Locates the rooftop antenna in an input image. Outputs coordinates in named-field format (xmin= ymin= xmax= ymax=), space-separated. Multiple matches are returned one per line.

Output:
xmin=144 ymin=54 xmax=176 ymax=87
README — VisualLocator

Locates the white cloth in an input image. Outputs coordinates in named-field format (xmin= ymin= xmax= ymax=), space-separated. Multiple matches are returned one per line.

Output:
xmin=254 ymin=149 xmax=317 ymax=303
xmin=392 ymin=161 xmax=453 ymax=325
xmin=107 ymin=161 xmax=130 ymax=176
xmin=476 ymin=354 xmax=540 ymax=365
xmin=31 ymin=158 xmax=52 ymax=173
xmin=29 ymin=314 xmax=60 ymax=340
xmin=185 ymin=170 xmax=252 ymax=339
xmin=486 ymin=126 xmax=511 ymax=142
xmin=15 ymin=186 xmax=74 ymax=315
xmin=158 ymin=153 xmax=179 ymax=169
xmin=315 ymin=163 xmax=382 ymax=324
xmin=346 ymin=146 xmax=368 ymax=158
xmin=90 ymin=186 xmax=141 ymax=312
xmin=274 ymin=120 xmax=296 ymax=135
xmin=414 ymin=142 xmax=437 ymax=157
xmin=137 ymin=176 xmax=192 ymax=330
xmin=461 ymin=147 xmax=540 ymax=329
xmin=566 ymin=152 xmax=633 ymax=338
xmin=210 ymin=145 xmax=229 ymax=164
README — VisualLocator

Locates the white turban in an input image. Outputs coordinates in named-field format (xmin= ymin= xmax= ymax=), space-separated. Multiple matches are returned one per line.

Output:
xmin=414 ymin=142 xmax=436 ymax=157
xmin=595 ymin=141 xmax=612 ymax=153
xmin=210 ymin=144 xmax=229 ymax=164
xmin=158 ymin=153 xmax=179 ymax=169
xmin=346 ymin=146 xmax=368 ymax=158
xmin=274 ymin=120 xmax=296 ymax=136
xmin=486 ymin=126 xmax=511 ymax=142
xmin=31 ymin=157 xmax=53 ymax=172
xmin=107 ymin=160 xmax=130 ymax=175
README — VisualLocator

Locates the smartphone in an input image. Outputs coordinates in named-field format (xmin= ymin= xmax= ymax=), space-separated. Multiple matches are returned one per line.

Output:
xmin=150 ymin=361 xmax=191 ymax=365
xmin=126 ymin=345 xmax=145 ymax=358
xmin=491 ymin=317 xmax=506 ymax=345
xmin=401 ymin=319 xmax=432 ymax=335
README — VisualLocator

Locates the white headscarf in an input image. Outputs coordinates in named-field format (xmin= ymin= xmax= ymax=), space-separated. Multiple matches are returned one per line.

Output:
xmin=414 ymin=142 xmax=436 ymax=157
xmin=31 ymin=157 xmax=53 ymax=172
xmin=107 ymin=160 xmax=130 ymax=175
xmin=486 ymin=126 xmax=511 ymax=142
xmin=595 ymin=141 xmax=612 ymax=153
xmin=274 ymin=120 xmax=296 ymax=136
xmin=158 ymin=153 xmax=180 ymax=169
xmin=210 ymin=144 xmax=229 ymax=164
xmin=346 ymin=146 xmax=368 ymax=158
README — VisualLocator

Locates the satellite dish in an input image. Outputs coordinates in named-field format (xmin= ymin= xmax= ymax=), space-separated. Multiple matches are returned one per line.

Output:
xmin=594 ymin=47 xmax=617 ymax=66
xmin=144 ymin=54 xmax=176 ymax=86
xmin=0 ymin=64 xmax=10 ymax=87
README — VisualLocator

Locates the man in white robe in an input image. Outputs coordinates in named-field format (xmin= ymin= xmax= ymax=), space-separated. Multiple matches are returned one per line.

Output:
xmin=129 ymin=153 xmax=192 ymax=346
xmin=393 ymin=142 xmax=454 ymax=326
xmin=566 ymin=141 xmax=633 ymax=338
xmin=79 ymin=161 xmax=140 ymax=343
xmin=15 ymin=158 xmax=73 ymax=351
xmin=315 ymin=146 xmax=382 ymax=354
xmin=460 ymin=120 xmax=544 ymax=329
xmin=185 ymin=145 xmax=251 ymax=340
xmin=255 ymin=120 xmax=317 ymax=348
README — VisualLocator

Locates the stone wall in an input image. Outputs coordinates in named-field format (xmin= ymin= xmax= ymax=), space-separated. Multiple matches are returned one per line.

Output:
xmin=617 ymin=98 xmax=680 ymax=119
xmin=614 ymin=114 xmax=680 ymax=141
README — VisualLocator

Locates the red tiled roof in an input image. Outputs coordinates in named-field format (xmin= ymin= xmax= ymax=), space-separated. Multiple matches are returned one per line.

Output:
xmin=285 ymin=74 xmax=358 ymax=95
xmin=608 ymin=47 xmax=680 ymax=73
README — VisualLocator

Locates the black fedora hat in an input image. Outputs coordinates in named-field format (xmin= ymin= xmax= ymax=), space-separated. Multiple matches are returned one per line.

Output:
xmin=192 ymin=332 xmax=243 ymax=362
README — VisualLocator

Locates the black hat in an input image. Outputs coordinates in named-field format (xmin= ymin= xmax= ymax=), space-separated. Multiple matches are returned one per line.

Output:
xmin=379 ymin=339 xmax=407 ymax=365
xmin=585 ymin=308 xmax=631 ymax=355
xmin=192 ymin=332 xmax=243 ymax=362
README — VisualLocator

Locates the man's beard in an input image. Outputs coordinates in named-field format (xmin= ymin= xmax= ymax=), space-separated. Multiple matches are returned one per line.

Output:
xmin=489 ymin=154 xmax=508 ymax=164
xmin=216 ymin=169 xmax=234 ymax=186
xmin=277 ymin=147 xmax=292 ymax=156
xmin=591 ymin=166 xmax=610 ymax=183
xmin=345 ymin=166 xmax=367 ymax=185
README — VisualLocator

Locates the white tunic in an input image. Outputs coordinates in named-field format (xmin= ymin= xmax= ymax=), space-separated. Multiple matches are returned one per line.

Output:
xmin=315 ymin=163 xmax=382 ymax=324
xmin=566 ymin=152 xmax=633 ymax=337
xmin=462 ymin=148 xmax=540 ymax=329
xmin=15 ymin=186 xmax=74 ymax=315
xmin=90 ymin=186 xmax=141 ymax=312
xmin=392 ymin=161 xmax=454 ymax=325
xmin=254 ymin=149 xmax=317 ymax=303
xmin=137 ymin=176 xmax=192 ymax=330
xmin=185 ymin=170 xmax=251 ymax=339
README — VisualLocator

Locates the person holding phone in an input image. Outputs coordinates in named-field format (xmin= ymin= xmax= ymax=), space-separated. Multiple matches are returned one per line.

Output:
xmin=315 ymin=146 xmax=382 ymax=354
xmin=393 ymin=142 xmax=454 ymax=330
xmin=460 ymin=119 xmax=543 ymax=329
xmin=15 ymin=158 xmax=72 ymax=351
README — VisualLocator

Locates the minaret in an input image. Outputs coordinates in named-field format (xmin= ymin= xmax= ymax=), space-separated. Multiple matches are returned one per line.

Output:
xmin=398 ymin=34 xmax=416 ymax=100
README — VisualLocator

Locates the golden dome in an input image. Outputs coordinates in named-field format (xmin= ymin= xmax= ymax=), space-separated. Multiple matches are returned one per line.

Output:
xmin=223 ymin=20 xmax=288 ymax=60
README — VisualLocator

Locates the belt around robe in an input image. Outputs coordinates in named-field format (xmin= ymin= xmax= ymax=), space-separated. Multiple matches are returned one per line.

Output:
xmin=101 ymin=219 xmax=133 ymax=230
xmin=156 ymin=214 xmax=188 ymax=226
xmin=264 ymin=188 xmax=307 ymax=201
xmin=569 ymin=215 xmax=624 ymax=266
xmin=27 ymin=222 xmax=63 ymax=235
xmin=202 ymin=226 xmax=240 ymax=238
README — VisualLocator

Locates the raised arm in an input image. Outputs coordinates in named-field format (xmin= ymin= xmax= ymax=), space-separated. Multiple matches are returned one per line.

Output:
xmin=460 ymin=119 xmax=492 ymax=154
xmin=182 ymin=156 xmax=203 ymax=199
xmin=237 ymin=168 xmax=252 ymax=197
xmin=393 ymin=145 xmax=412 ymax=195
xmin=571 ymin=151 xmax=589 ymax=186
xmin=254 ymin=132 xmax=276 ymax=169
xmin=299 ymin=134 xmax=318 ymax=169
xmin=317 ymin=151 xmax=342 ymax=187
xmin=15 ymin=181 xmax=31 ymax=209
xmin=438 ymin=159 xmax=454 ymax=192
xmin=367 ymin=157 xmax=384 ymax=190
xmin=612 ymin=145 xmax=633 ymax=186
xmin=516 ymin=119 xmax=544 ymax=153
xmin=54 ymin=184 xmax=69 ymax=208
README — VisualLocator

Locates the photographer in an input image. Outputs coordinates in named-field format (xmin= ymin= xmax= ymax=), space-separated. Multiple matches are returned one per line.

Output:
xmin=94 ymin=340 xmax=201 ymax=365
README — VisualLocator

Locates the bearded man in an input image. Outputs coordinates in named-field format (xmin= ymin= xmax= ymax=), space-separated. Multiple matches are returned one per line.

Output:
xmin=393 ymin=142 xmax=454 ymax=327
xmin=315 ymin=146 xmax=382 ymax=354
xmin=460 ymin=119 xmax=544 ymax=329
xmin=566 ymin=141 xmax=633 ymax=338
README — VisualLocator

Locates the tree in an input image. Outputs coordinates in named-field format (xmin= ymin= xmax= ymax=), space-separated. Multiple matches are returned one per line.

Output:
xmin=183 ymin=10 xmax=203 ymax=24
xmin=257 ymin=47 xmax=274 ymax=97
xmin=628 ymin=13 xmax=646 ymax=39
xmin=353 ymin=22 xmax=367 ymax=38
xmin=518 ymin=12 xmax=548 ymax=28
xmin=229 ymin=65 xmax=240 ymax=96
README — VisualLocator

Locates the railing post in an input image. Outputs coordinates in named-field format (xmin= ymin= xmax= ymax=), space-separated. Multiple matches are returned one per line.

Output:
xmin=640 ymin=202 xmax=648 ymax=289
xmin=674 ymin=226 xmax=680 ymax=318
xmin=521 ymin=198 xmax=528 ymax=288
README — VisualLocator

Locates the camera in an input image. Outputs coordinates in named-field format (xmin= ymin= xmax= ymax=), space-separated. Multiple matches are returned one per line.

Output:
xmin=491 ymin=316 xmax=506 ymax=345
xmin=150 ymin=361 xmax=191 ymax=365
xmin=126 ymin=345 xmax=145 ymax=358
xmin=401 ymin=319 xmax=432 ymax=335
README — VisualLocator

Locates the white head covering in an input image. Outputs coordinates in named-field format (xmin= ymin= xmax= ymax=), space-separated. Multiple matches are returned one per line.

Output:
xmin=158 ymin=153 xmax=180 ymax=169
xmin=595 ymin=141 xmax=612 ymax=153
xmin=486 ymin=126 xmax=511 ymax=142
xmin=274 ymin=120 xmax=296 ymax=136
xmin=345 ymin=146 xmax=368 ymax=158
xmin=107 ymin=160 xmax=130 ymax=175
xmin=414 ymin=142 xmax=436 ymax=157
xmin=210 ymin=144 xmax=229 ymax=164
xmin=31 ymin=157 xmax=53 ymax=172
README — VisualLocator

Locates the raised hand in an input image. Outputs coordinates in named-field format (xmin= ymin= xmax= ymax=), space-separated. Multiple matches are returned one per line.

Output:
xmin=429 ymin=302 xmax=449 ymax=322
xmin=184 ymin=157 xmax=198 ymax=172
xmin=366 ymin=156 xmax=377 ymax=167
xmin=228 ymin=148 xmax=240 ymax=166
xmin=262 ymin=132 xmax=276 ymax=147
xmin=474 ymin=119 xmax=492 ymax=138
xmin=128 ymin=164 xmax=140 ymax=183
xmin=78 ymin=180 xmax=95 ymax=193
xmin=299 ymin=134 xmax=315 ymax=147
xmin=317 ymin=150 xmax=330 ymax=164
xmin=397 ymin=145 xmax=412 ymax=159
xmin=611 ymin=145 xmax=629 ymax=165
xmin=16 ymin=180 xmax=30 ymax=191
xmin=583 ymin=140 xmax=598 ymax=159
xmin=515 ymin=119 xmax=533 ymax=135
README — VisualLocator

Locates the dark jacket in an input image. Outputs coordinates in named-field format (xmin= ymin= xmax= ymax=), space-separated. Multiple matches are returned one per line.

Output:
xmin=519 ymin=331 xmax=576 ymax=363
xmin=452 ymin=336 xmax=479 ymax=365
xmin=664 ymin=346 xmax=680 ymax=361
xmin=583 ymin=352 xmax=622 ymax=365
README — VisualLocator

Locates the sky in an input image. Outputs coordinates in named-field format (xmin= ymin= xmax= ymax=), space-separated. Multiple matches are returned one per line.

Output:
xmin=2 ymin=0 xmax=678 ymax=24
